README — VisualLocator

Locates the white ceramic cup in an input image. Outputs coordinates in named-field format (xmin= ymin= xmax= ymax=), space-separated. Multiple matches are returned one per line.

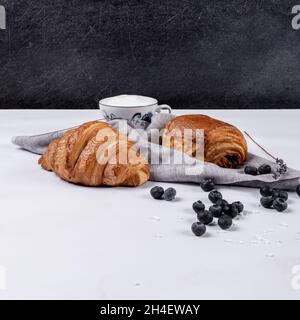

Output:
xmin=99 ymin=94 xmax=172 ymax=129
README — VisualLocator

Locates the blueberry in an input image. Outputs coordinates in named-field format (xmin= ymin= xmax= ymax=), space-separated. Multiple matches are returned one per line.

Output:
xmin=275 ymin=190 xmax=288 ymax=201
xmin=271 ymin=189 xmax=288 ymax=201
xmin=229 ymin=203 xmax=241 ymax=218
xmin=197 ymin=210 xmax=214 ymax=225
xmin=273 ymin=198 xmax=288 ymax=212
xmin=260 ymin=185 xmax=273 ymax=197
xmin=279 ymin=190 xmax=288 ymax=201
xmin=297 ymin=185 xmax=300 ymax=197
xmin=208 ymin=190 xmax=223 ymax=203
xmin=150 ymin=186 xmax=164 ymax=199
xmin=258 ymin=164 xmax=272 ymax=175
xmin=200 ymin=179 xmax=215 ymax=192
xmin=222 ymin=204 xmax=231 ymax=215
xmin=224 ymin=204 xmax=239 ymax=219
xmin=231 ymin=201 xmax=244 ymax=213
xmin=163 ymin=187 xmax=176 ymax=201
xmin=218 ymin=215 xmax=233 ymax=230
xmin=216 ymin=199 xmax=229 ymax=209
xmin=209 ymin=205 xmax=223 ymax=218
xmin=244 ymin=166 xmax=258 ymax=176
xmin=192 ymin=201 xmax=205 ymax=214
xmin=260 ymin=196 xmax=273 ymax=209
xmin=191 ymin=222 xmax=206 ymax=237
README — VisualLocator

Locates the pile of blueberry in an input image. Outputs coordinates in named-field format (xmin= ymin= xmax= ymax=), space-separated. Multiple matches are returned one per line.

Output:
xmin=244 ymin=164 xmax=271 ymax=176
xmin=191 ymin=180 xmax=244 ymax=236
xmin=150 ymin=186 xmax=177 ymax=201
xmin=259 ymin=185 xmax=289 ymax=212
xmin=150 ymin=180 xmax=300 ymax=238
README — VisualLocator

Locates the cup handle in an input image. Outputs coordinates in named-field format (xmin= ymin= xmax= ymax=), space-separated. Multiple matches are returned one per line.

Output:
xmin=155 ymin=104 xmax=172 ymax=114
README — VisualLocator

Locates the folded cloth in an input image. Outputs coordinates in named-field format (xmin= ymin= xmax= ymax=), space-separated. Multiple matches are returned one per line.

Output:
xmin=12 ymin=113 xmax=300 ymax=190
xmin=12 ymin=129 xmax=70 ymax=155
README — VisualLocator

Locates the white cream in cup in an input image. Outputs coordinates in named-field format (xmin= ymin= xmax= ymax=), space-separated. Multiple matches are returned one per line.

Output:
xmin=99 ymin=94 xmax=172 ymax=129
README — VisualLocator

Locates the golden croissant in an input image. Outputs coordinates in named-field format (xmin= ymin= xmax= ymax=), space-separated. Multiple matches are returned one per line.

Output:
xmin=163 ymin=115 xmax=247 ymax=168
xmin=39 ymin=121 xmax=150 ymax=186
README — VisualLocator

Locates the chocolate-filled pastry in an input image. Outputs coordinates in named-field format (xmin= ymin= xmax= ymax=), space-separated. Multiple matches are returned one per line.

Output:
xmin=39 ymin=121 xmax=150 ymax=186
xmin=163 ymin=115 xmax=247 ymax=168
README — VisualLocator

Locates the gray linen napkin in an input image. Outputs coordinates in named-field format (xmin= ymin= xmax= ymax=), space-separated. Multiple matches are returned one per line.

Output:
xmin=12 ymin=114 xmax=300 ymax=190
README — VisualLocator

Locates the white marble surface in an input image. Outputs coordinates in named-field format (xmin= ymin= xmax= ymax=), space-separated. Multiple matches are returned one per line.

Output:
xmin=1 ymin=109 xmax=300 ymax=300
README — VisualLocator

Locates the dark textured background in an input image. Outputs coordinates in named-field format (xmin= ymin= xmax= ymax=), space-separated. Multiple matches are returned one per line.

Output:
xmin=0 ymin=0 xmax=300 ymax=109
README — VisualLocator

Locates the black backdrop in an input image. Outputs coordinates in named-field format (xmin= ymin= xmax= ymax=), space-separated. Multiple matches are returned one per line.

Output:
xmin=0 ymin=0 xmax=299 ymax=109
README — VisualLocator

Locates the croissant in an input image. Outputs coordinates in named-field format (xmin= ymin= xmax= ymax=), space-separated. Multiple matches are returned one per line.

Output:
xmin=163 ymin=115 xmax=247 ymax=168
xmin=38 ymin=121 xmax=150 ymax=186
